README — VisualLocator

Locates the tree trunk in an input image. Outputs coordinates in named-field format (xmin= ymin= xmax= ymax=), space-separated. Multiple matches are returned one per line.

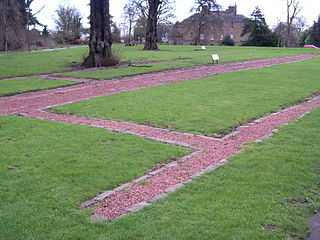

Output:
xmin=144 ymin=0 xmax=160 ymax=50
xmin=2 ymin=0 xmax=9 ymax=51
xmin=286 ymin=0 xmax=291 ymax=47
xmin=195 ymin=21 xmax=204 ymax=45
xmin=286 ymin=0 xmax=301 ymax=47
xmin=128 ymin=19 xmax=132 ymax=45
xmin=83 ymin=0 xmax=116 ymax=67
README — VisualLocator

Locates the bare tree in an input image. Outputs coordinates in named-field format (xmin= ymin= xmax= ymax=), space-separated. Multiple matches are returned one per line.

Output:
xmin=157 ymin=0 xmax=175 ymax=24
xmin=123 ymin=2 xmax=139 ymax=45
xmin=142 ymin=0 xmax=175 ymax=50
xmin=286 ymin=0 xmax=302 ymax=47
xmin=54 ymin=5 xmax=83 ymax=43
xmin=192 ymin=0 xmax=220 ymax=45
xmin=129 ymin=0 xmax=174 ymax=48
xmin=111 ymin=23 xmax=121 ymax=43
xmin=83 ymin=0 xmax=116 ymax=67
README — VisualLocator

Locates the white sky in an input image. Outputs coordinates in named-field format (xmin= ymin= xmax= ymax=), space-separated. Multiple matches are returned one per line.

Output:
xmin=31 ymin=0 xmax=320 ymax=31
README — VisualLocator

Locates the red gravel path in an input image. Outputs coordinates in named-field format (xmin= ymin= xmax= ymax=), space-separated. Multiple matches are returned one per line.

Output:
xmin=25 ymin=95 xmax=320 ymax=219
xmin=1 ymin=54 xmax=318 ymax=116
xmin=1 ymin=54 xmax=320 ymax=220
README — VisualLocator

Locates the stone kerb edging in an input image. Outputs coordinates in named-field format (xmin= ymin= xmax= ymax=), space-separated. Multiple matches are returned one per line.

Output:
xmin=21 ymin=94 xmax=320 ymax=221
xmin=2 ymin=54 xmax=320 ymax=221
xmin=2 ymin=54 xmax=319 ymax=117
xmin=90 ymin=96 xmax=319 ymax=220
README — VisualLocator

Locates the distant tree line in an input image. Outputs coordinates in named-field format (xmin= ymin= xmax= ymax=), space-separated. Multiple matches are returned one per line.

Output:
xmin=241 ymin=6 xmax=320 ymax=48
xmin=1 ymin=0 xmax=320 ymax=57
xmin=297 ymin=17 xmax=320 ymax=47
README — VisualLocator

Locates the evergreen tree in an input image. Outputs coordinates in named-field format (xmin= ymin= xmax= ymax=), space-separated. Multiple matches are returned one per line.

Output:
xmin=296 ymin=28 xmax=311 ymax=47
xmin=309 ymin=16 xmax=320 ymax=47
xmin=111 ymin=23 xmax=121 ymax=43
xmin=133 ymin=16 xmax=147 ymax=43
xmin=241 ymin=7 xmax=278 ymax=47
xmin=0 ymin=0 xmax=42 ymax=50
xmin=222 ymin=35 xmax=235 ymax=46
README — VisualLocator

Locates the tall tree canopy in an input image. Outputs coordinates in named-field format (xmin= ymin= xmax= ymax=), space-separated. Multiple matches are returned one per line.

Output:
xmin=241 ymin=7 xmax=278 ymax=47
xmin=83 ymin=0 xmax=116 ymax=67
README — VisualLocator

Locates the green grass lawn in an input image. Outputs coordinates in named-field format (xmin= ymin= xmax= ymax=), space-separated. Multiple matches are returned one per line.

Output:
xmin=59 ymin=45 xmax=320 ymax=80
xmin=1 ymin=104 xmax=319 ymax=240
xmin=0 ymin=44 xmax=319 ymax=79
xmin=0 ymin=115 xmax=188 ymax=240
xmin=52 ymin=57 xmax=320 ymax=137
xmin=101 ymin=107 xmax=320 ymax=240
xmin=0 ymin=47 xmax=87 ymax=78
xmin=59 ymin=57 xmax=213 ymax=79
xmin=115 ymin=44 xmax=320 ymax=63
xmin=0 ymin=78 xmax=76 ymax=97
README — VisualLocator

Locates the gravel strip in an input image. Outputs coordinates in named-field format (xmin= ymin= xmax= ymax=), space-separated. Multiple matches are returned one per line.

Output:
xmin=1 ymin=54 xmax=318 ymax=116
xmin=1 ymin=54 xmax=320 ymax=220
xmin=22 ymin=95 xmax=320 ymax=219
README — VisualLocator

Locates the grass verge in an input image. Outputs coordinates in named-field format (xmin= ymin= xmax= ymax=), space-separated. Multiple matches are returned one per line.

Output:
xmin=58 ymin=57 xmax=213 ymax=79
xmin=1 ymin=105 xmax=319 ymax=239
xmin=0 ymin=78 xmax=76 ymax=97
xmin=0 ymin=47 xmax=87 ymax=78
xmin=0 ymin=116 xmax=188 ymax=240
xmin=52 ymin=57 xmax=320 ymax=137
xmin=100 ymin=107 xmax=320 ymax=240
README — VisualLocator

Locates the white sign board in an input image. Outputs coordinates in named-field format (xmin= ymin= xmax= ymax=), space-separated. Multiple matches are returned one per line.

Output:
xmin=211 ymin=54 xmax=219 ymax=63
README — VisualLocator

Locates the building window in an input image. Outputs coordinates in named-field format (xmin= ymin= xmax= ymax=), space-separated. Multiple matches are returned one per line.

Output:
xmin=200 ymin=33 xmax=205 ymax=40
xmin=189 ymin=32 xmax=193 ymax=39
xmin=230 ymin=34 xmax=234 ymax=39
xmin=231 ymin=22 xmax=234 ymax=29
xmin=220 ymin=34 xmax=224 ymax=40
xmin=210 ymin=34 xmax=215 ymax=40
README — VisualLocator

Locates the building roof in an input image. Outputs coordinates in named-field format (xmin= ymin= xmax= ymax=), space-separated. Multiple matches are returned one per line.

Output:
xmin=178 ymin=6 xmax=246 ymax=25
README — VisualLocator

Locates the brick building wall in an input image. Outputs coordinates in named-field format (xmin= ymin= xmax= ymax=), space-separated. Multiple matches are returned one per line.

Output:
xmin=171 ymin=5 xmax=248 ymax=46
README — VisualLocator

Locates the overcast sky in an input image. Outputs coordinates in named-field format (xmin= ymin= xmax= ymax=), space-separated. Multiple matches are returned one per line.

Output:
xmin=31 ymin=0 xmax=320 ymax=31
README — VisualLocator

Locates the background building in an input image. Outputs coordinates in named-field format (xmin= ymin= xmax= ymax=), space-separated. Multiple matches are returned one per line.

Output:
xmin=171 ymin=5 xmax=247 ymax=45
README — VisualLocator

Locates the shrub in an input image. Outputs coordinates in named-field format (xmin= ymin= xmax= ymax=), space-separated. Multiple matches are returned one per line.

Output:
xmin=222 ymin=35 xmax=235 ymax=46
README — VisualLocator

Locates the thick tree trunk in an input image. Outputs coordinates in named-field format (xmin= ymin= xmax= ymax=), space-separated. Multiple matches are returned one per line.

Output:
xmin=83 ymin=0 xmax=116 ymax=67
xmin=143 ymin=0 xmax=160 ymax=50
xmin=2 ymin=0 xmax=9 ymax=51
